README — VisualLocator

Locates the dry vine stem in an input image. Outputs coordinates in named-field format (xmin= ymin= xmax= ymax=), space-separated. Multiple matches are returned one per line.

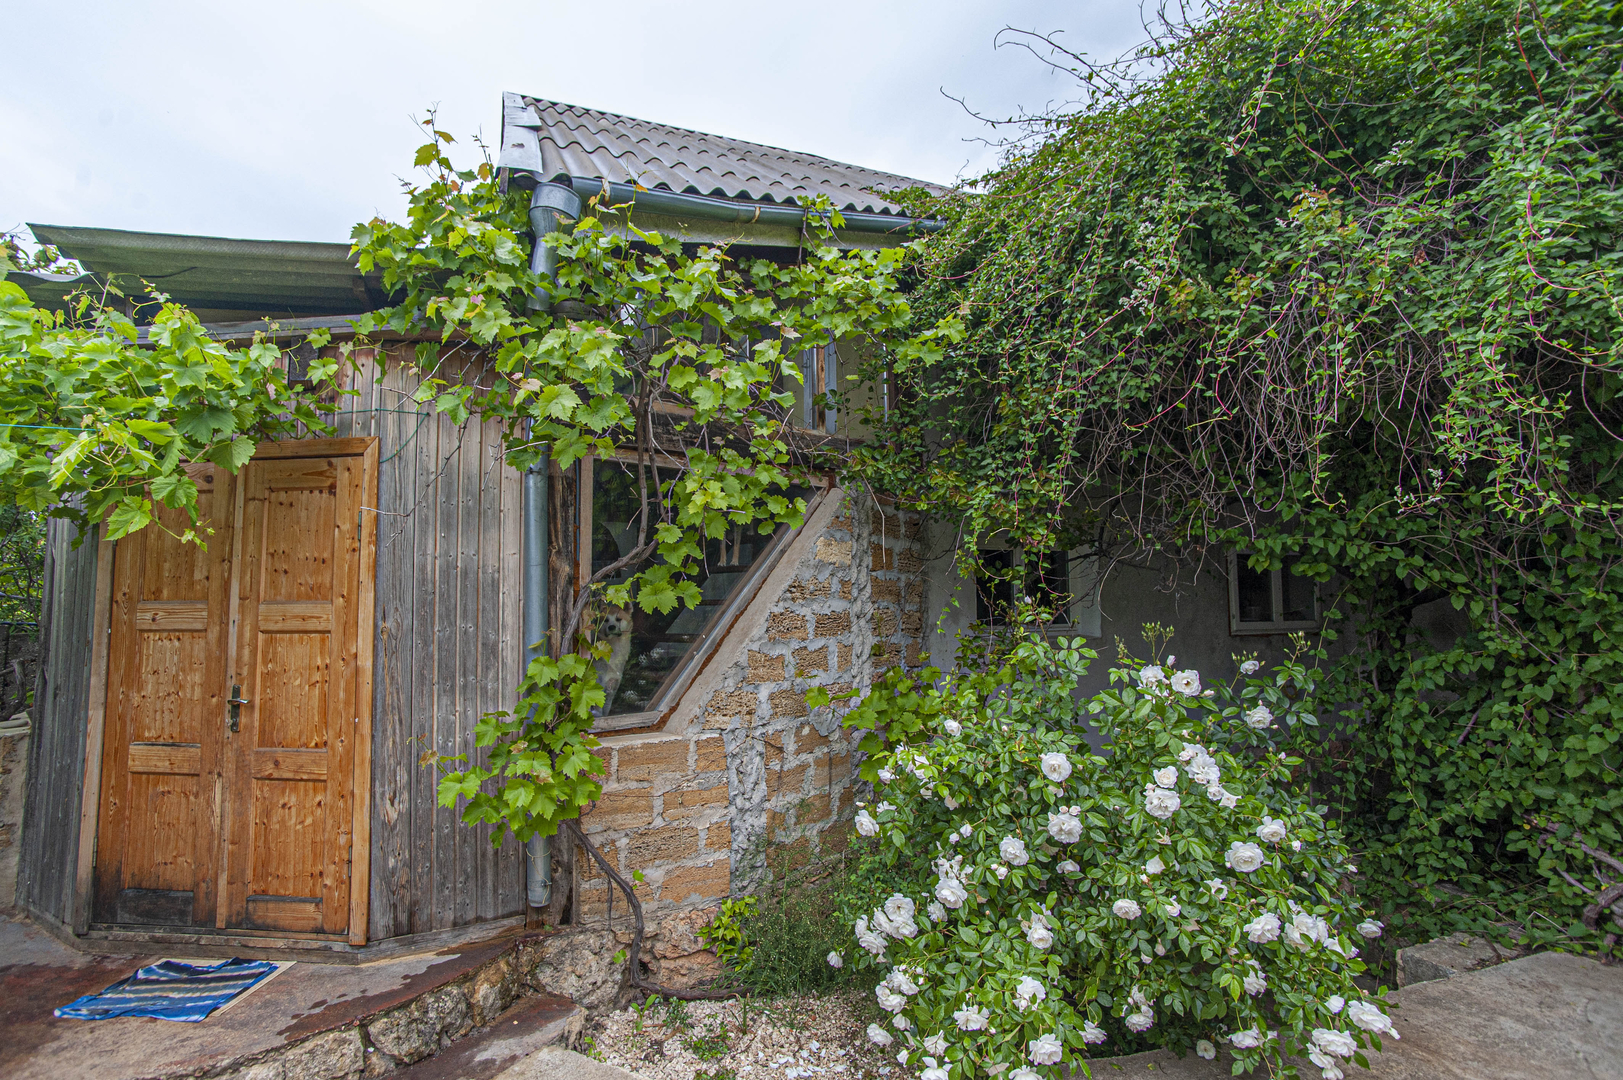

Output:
xmin=564 ymin=818 xmax=742 ymax=1002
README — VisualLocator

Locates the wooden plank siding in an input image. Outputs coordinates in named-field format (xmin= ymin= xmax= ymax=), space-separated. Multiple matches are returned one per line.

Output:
xmin=22 ymin=346 xmax=528 ymax=944
xmin=17 ymin=519 xmax=102 ymax=926
xmin=325 ymin=349 xmax=526 ymax=940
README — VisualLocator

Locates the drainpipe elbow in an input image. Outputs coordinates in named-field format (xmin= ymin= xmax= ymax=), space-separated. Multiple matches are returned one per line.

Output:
xmin=527 ymin=182 xmax=585 ymax=313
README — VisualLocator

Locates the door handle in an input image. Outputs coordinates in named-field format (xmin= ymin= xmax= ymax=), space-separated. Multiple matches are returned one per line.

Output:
xmin=227 ymin=685 xmax=249 ymax=733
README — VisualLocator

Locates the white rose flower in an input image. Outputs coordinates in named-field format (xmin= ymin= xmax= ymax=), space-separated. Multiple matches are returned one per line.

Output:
xmin=993 ymin=863 xmax=1009 ymax=880
xmin=1081 ymin=1020 xmax=1107 ymax=1044
xmin=943 ymin=793 xmax=960 ymax=810
xmin=1026 ymin=920 xmax=1054 ymax=949
xmin=878 ymin=766 xmax=896 ymax=783
xmin=876 ymin=801 xmax=896 ymax=814
xmin=1000 ymin=836 xmax=1030 ymax=866
xmin=884 ymin=894 xmax=916 ymax=923
xmin=886 ymin=969 xmax=920 ymax=996
xmin=1357 ymin=918 xmax=1384 ymax=939
xmin=1325 ymin=995 xmax=1345 ymax=1014
xmin=1145 ymin=855 xmax=1166 ymax=875
xmin=1243 ymin=967 xmax=1267 ymax=997
xmin=827 ymin=951 xmax=843 ymax=968
xmin=1186 ymin=753 xmax=1222 ymax=786
xmin=896 ymin=1049 xmax=909 ymax=1066
xmin=1346 ymin=1001 xmax=1399 ymax=1039
xmin=1013 ymin=975 xmax=1046 ymax=1009
xmin=1310 ymin=1049 xmax=1346 ymax=1080
xmin=1056 ymin=859 xmax=1081 ymax=874
xmin=923 ymin=1033 xmax=948 ymax=1056
xmin=943 ymin=718 xmax=962 ymax=737
xmin=876 ymin=984 xmax=907 ymax=1012
xmin=867 ymin=1023 xmax=894 ymax=1047
xmin=893 ymin=1014 xmax=911 ymax=1030
xmin=1046 ymin=811 xmax=1082 ymax=844
xmin=1290 ymin=912 xmax=1331 ymax=949
xmin=1165 ymin=899 xmax=1182 ymax=917
xmin=1196 ymin=1039 xmax=1217 ymax=1060
xmin=855 ymin=918 xmax=887 ymax=956
xmin=1243 ymin=705 xmax=1275 ymax=729
xmin=1144 ymin=785 xmax=1182 ymax=820
xmin=1039 ymin=752 xmax=1073 ymax=782
xmin=1292 ymin=839 xmax=1303 ymax=851
xmin=1311 ymin=1029 xmax=1358 ymax=1058
xmin=922 ymin=1065 xmax=951 ymax=1080
xmin=1171 ymin=669 xmax=1201 ymax=695
xmin=958 ymin=823 xmax=974 ymax=840
xmin=1124 ymin=1010 xmax=1154 ymax=1032
xmin=1257 ymin=816 xmax=1288 ymax=844
xmin=1220 ymin=788 xmax=1240 ymax=809
xmin=1112 ymin=898 xmax=1142 ymax=920
xmin=1178 ymin=742 xmax=1205 ymax=762
xmin=1207 ymin=878 xmax=1230 ymax=899
xmin=1153 ymin=766 xmax=1179 ymax=788
xmin=1138 ymin=664 xmax=1166 ymax=688
xmin=953 ymin=1005 xmax=989 ymax=1031
xmin=855 ymin=810 xmax=879 ymax=837
xmin=1240 ymin=659 xmax=1262 ymax=675
xmin=1226 ymin=841 xmax=1266 ymax=873
xmin=927 ymin=901 xmax=947 ymax=922
xmin=935 ymin=877 xmax=969 ymax=909
xmin=1009 ymin=1069 xmax=1039 ymax=1080
xmin=1244 ymin=911 xmax=1282 ymax=943
xmin=1230 ymin=1028 xmax=1264 ymax=1049
xmin=1027 ymin=1034 xmax=1063 ymax=1065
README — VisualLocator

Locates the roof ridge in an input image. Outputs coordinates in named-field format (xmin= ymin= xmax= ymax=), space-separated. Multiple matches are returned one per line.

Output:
xmin=516 ymin=94 xmax=939 ymax=192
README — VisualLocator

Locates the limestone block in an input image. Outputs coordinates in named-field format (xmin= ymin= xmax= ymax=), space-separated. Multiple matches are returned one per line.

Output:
xmin=366 ymin=985 xmax=471 ymax=1064
xmin=522 ymin=929 xmax=624 ymax=1012
xmin=815 ymin=538 xmax=853 ymax=566
xmin=469 ymin=955 xmax=518 ymax=1026
xmin=1397 ymin=932 xmax=1526 ymax=986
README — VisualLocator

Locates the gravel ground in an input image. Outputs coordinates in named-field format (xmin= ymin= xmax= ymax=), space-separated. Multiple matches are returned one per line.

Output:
xmin=585 ymin=989 xmax=906 ymax=1080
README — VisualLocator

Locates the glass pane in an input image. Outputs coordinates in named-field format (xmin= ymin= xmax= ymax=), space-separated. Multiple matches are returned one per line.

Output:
xmin=1280 ymin=567 xmax=1316 ymax=623
xmin=975 ymin=550 xmax=1014 ymax=625
xmin=590 ymin=460 xmax=785 ymax=715
xmin=1234 ymin=558 xmax=1273 ymax=624
xmin=1025 ymin=550 xmax=1071 ymax=625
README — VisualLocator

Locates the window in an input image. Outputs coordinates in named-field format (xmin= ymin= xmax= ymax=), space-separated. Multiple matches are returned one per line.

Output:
xmin=1228 ymin=551 xmax=1319 ymax=634
xmin=797 ymin=340 xmax=837 ymax=432
xmin=973 ymin=548 xmax=1101 ymax=636
xmin=581 ymin=454 xmax=806 ymax=726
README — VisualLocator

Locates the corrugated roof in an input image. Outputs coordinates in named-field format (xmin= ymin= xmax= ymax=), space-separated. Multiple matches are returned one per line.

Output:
xmin=20 ymin=225 xmax=383 ymax=315
xmin=503 ymin=94 xmax=945 ymax=216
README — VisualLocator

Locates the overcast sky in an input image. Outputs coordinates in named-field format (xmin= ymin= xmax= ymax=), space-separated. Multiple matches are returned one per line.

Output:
xmin=5 ymin=1 xmax=1150 ymax=246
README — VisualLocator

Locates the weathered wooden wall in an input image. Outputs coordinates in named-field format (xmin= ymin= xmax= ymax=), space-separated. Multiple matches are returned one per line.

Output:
xmin=16 ymin=520 xmax=100 ymax=926
xmin=329 ymin=349 xmax=528 ymax=940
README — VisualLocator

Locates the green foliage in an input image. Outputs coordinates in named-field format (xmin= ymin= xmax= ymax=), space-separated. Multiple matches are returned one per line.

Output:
xmin=856 ymin=0 xmax=1623 ymax=949
xmin=0 ymin=505 xmax=45 ymax=625
xmin=687 ymin=1022 xmax=732 ymax=1061
xmin=368 ymin=118 xmax=959 ymax=845
xmin=699 ymin=866 xmax=884 ymax=997
xmin=837 ymin=636 xmax=1390 ymax=1078
xmin=0 ymin=281 xmax=335 ymax=540
xmin=701 ymin=896 xmax=759 ymax=972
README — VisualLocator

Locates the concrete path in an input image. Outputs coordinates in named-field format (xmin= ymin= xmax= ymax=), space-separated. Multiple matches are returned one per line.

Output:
xmin=1076 ymin=951 xmax=1622 ymax=1080
xmin=493 ymin=1045 xmax=644 ymax=1080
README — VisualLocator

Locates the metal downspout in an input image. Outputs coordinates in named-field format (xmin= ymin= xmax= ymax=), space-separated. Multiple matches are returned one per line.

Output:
xmin=523 ymin=180 xmax=579 ymax=908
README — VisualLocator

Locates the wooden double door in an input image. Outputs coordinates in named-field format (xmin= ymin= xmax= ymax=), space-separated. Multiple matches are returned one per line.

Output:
xmin=93 ymin=439 xmax=376 ymax=941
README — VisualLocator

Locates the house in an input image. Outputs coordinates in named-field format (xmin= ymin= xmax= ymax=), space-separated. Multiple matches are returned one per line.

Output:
xmin=9 ymin=93 xmax=1335 ymax=969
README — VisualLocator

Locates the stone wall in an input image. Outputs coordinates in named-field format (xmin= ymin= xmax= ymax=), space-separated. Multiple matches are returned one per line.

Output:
xmin=571 ymin=491 xmax=924 ymax=922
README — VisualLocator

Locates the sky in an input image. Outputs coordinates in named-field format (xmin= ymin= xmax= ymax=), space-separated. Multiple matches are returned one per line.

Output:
xmin=4 ymin=1 xmax=1151 ymax=246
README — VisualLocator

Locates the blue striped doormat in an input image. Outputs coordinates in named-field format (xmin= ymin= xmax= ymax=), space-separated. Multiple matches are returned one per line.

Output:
xmin=54 ymin=958 xmax=280 ymax=1022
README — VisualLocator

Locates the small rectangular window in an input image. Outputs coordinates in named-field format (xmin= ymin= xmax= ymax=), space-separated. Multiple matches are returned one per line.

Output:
xmin=975 ymin=549 xmax=1015 ymax=624
xmin=1228 ymin=551 xmax=1320 ymax=634
xmin=973 ymin=548 xmax=1099 ymax=635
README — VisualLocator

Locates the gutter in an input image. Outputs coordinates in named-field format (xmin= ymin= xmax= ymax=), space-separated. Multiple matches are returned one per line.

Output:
xmin=522 ymin=459 xmax=552 ymax=909
xmin=562 ymin=176 xmax=944 ymax=236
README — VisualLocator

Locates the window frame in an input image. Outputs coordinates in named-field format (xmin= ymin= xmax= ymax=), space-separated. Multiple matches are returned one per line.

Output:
xmin=972 ymin=544 xmax=1102 ymax=638
xmin=1227 ymin=550 xmax=1321 ymax=635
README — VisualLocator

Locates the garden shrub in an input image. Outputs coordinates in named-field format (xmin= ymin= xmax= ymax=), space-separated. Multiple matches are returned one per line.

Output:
xmin=824 ymin=635 xmax=1394 ymax=1079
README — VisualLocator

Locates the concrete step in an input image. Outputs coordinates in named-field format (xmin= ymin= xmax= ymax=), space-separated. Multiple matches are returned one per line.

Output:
xmin=490 ymin=1045 xmax=644 ymax=1080
xmin=394 ymin=992 xmax=583 ymax=1080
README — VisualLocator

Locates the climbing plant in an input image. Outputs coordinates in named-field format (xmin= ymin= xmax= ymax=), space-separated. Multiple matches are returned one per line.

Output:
xmin=851 ymin=0 xmax=1623 ymax=952
xmin=350 ymin=121 xmax=960 ymax=844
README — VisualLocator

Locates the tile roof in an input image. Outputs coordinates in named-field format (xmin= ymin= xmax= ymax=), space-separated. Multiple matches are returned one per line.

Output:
xmin=501 ymin=93 xmax=945 ymax=217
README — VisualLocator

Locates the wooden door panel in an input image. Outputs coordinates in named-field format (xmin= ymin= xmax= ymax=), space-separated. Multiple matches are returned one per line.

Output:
xmin=94 ymin=466 xmax=232 ymax=926
xmin=227 ymin=454 xmax=363 ymax=935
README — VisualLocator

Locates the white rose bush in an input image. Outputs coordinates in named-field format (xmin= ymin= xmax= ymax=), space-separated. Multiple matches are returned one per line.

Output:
xmin=818 ymin=635 xmax=1393 ymax=1079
